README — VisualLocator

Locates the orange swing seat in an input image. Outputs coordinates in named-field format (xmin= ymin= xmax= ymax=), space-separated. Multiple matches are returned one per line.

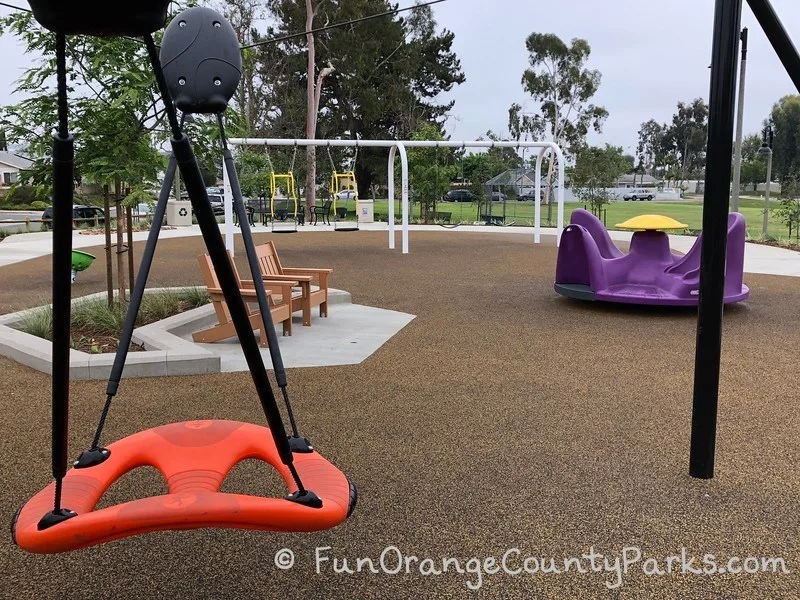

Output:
xmin=12 ymin=420 xmax=356 ymax=554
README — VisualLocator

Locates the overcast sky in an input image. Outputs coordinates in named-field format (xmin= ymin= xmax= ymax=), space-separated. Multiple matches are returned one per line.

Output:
xmin=2 ymin=0 xmax=800 ymax=156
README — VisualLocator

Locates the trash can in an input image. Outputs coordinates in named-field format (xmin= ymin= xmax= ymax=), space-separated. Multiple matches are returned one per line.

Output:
xmin=167 ymin=200 xmax=192 ymax=226
xmin=357 ymin=198 xmax=374 ymax=224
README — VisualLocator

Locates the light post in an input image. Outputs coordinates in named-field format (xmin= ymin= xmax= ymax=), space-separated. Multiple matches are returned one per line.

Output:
xmin=731 ymin=27 xmax=749 ymax=212
xmin=757 ymin=125 xmax=774 ymax=237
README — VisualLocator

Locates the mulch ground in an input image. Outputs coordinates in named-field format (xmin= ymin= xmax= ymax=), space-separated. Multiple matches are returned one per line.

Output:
xmin=0 ymin=230 xmax=798 ymax=599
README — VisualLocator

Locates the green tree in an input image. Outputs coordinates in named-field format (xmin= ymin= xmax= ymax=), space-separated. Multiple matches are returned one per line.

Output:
xmin=0 ymin=3 xmax=218 ymax=197
xmin=260 ymin=0 xmax=464 ymax=210
xmin=740 ymin=158 xmax=767 ymax=193
xmin=571 ymin=144 xmax=629 ymax=214
xmin=769 ymin=95 xmax=800 ymax=181
xmin=515 ymin=33 xmax=608 ymax=223
xmin=407 ymin=123 xmax=454 ymax=222
xmin=741 ymin=132 xmax=764 ymax=162
xmin=636 ymin=119 xmax=671 ymax=179
xmin=236 ymin=149 xmax=272 ymax=202
xmin=665 ymin=98 xmax=709 ymax=188
xmin=777 ymin=175 xmax=800 ymax=239
xmin=461 ymin=131 xmax=522 ymax=213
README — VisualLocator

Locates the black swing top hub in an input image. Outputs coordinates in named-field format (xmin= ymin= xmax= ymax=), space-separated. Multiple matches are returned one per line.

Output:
xmin=159 ymin=6 xmax=242 ymax=115
xmin=27 ymin=1 xmax=170 ymax=37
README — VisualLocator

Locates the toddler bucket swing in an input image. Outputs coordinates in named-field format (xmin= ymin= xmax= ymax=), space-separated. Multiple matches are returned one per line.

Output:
xmin=328 ymin=143 xmax=360 ymax=232
xmin=12 ymin=3 xmax=356 ymax=555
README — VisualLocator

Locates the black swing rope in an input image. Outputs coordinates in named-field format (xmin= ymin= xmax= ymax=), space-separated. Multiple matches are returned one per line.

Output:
xmin=216 ymin=114 xmax=304 ymax=442
xmin=66 ymin=35 xmax=312 ymax=500
xmin=434 ymin=144 xmax=458 ymax=229
xmin=142 ymin=34 xmax=310 ymax=496
xmin=49 ymin=31 xmax=72 ymax=518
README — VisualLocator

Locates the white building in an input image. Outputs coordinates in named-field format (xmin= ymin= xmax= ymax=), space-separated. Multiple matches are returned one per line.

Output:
xmin=0 ymin=151 xmax=33 ymax=188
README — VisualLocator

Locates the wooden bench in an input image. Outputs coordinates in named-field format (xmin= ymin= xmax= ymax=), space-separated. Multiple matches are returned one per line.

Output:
xmin=436 ymin=211 xmax=452 ymax=223
xmin=255 ymin=241 xmax=332 ymax=327
xmin=481 ymin=214 xmax=505 ymax=226
xmin=192 ymin=254 xmax=296 ymax=347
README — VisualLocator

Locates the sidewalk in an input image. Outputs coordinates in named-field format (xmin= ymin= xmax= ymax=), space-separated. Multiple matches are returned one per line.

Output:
xmin=1 ymin=222 xmax=799 ymax=277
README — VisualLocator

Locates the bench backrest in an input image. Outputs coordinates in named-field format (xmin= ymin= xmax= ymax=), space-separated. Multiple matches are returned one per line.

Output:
xmin=255 ymin=241 xmax=284 ymax=278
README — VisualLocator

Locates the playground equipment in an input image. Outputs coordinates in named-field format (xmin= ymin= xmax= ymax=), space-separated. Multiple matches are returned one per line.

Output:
xmin=554 ymin=209 xmax=749 ymax=306
xmin=70 ymin=250 xmax=95 ymax=284
xmin=225 ymin=138 xmax=566 ymax=254
xmin=331 ymin=172 xmax=359 ymax=232
xmin=13 ymin=5 xmax=355 ymax=554
xmin=267 ymin=143 xmax=300 ymax=233
xmin=270 ymin=172 xmax=300 ymax=234
xmin=327 ymin=144 xmax=359 ymax=232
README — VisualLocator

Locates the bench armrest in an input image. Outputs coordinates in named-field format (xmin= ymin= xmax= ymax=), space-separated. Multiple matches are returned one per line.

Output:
xmin=281 ymin=267 xmax=333 ymax=275
xmin=260 ymin=273 xmax=314 ymax=283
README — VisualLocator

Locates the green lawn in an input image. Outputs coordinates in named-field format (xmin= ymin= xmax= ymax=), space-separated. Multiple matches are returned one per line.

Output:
xmin=365 ymin=197 xmax=794 ymax=240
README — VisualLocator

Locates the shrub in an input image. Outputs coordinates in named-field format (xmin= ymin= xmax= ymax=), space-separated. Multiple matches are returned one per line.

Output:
xmin=15 ymin=289 xmax=211 ymax=344
xmin=6 ymin=184 xmax=48 ymax=205
xmin=71 ymin=297 xmax=125 ymax=336
xmin=17 ymin=306 xmax=53 ymax=340
xmin=178 ymin=286 xmax=210 ymax=308
xmin=30 ymin=200 xmax=48 ymax=210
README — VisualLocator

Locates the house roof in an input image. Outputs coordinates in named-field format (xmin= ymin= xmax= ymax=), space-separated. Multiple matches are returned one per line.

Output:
xmin=0 ymin=151 xmax=33 ymax=170
xmin=617 ymin=173 xmax=659 ymax=184
xmin=484 ymin=168 xmax=538 ymax=187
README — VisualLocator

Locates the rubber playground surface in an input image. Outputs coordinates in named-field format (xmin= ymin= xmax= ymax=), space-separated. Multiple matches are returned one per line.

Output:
xmin=0 ymin=230 xmax=797 ymax=598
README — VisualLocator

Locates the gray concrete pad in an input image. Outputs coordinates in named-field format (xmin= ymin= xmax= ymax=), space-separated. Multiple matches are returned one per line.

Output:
xmin=184 ymin=302 xmax=415 ymax=371
xmin=0 ymin=286 xmax=413 ymax=379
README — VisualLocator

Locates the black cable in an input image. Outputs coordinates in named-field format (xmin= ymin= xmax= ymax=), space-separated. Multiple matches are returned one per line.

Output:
xmin=0 ymin=1 xmax=29 ymax=12
xmin=143 ymin=35 xmax=182 ymax=138
xmin=281 ymin=388 xmax=300 ymax=437
xmin=216 ymin=114 xmax=301 ymax=439
xmin=4 ymin=0 xmax=450 ymax=76
xmin=288 ymin=463 xmax=306 ymax=494
xmin=90 ymin=395 xmax=113 ymax=449
xmin=241 ymin=0 xmax=448 ymax=49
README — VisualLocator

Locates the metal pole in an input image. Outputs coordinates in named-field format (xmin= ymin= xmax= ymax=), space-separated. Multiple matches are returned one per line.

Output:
xmin=388 ymin=145 xmax=396 ymax=249
xmin=731 ymin=28 xmax=748 ymax=212
xmin=763 ymin=149 xmax=772 ymax=237
xmin=746 ymin=0 xmax=800 ymax=93
xmin=689 ymin=0 xmax=743 ymax=479
xmin=228 ymin=138 xmax=567 ymax=246
xmin=397 ymin=142 xmax=409 ymax=254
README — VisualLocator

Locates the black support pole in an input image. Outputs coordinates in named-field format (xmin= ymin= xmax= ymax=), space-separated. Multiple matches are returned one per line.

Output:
xmin=689 ymin=0 xmax=743 ymax=479
xmin=105 ymin=157 xmax=177 ymax=399
xmin=746 ymin=0 xmax=800 ymax=93
xmin=39 ymin=33 xmax=77 ymax=529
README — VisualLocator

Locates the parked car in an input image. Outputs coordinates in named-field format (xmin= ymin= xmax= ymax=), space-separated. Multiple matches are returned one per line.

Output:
xmin=336 ymin=190 xmax=356 ymax=200
xmin=41 ymin=204 xmax=106 ymax=229
xmin=491 ymin=191 xmax=507 ymax=202
xmin=518 ymin=191 xmax=536 ymax=201
xmin=207 ymin=193 xmax=225 ymax=215
xmin=444 ymin=189 xmax=476 ymax=202
xmin=622 ymin=188 xmax=654 ymax=201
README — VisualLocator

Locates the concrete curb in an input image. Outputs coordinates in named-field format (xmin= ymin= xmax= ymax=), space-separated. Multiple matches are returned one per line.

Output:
xmin=0 ymin=287 xmax=352 ymax=380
